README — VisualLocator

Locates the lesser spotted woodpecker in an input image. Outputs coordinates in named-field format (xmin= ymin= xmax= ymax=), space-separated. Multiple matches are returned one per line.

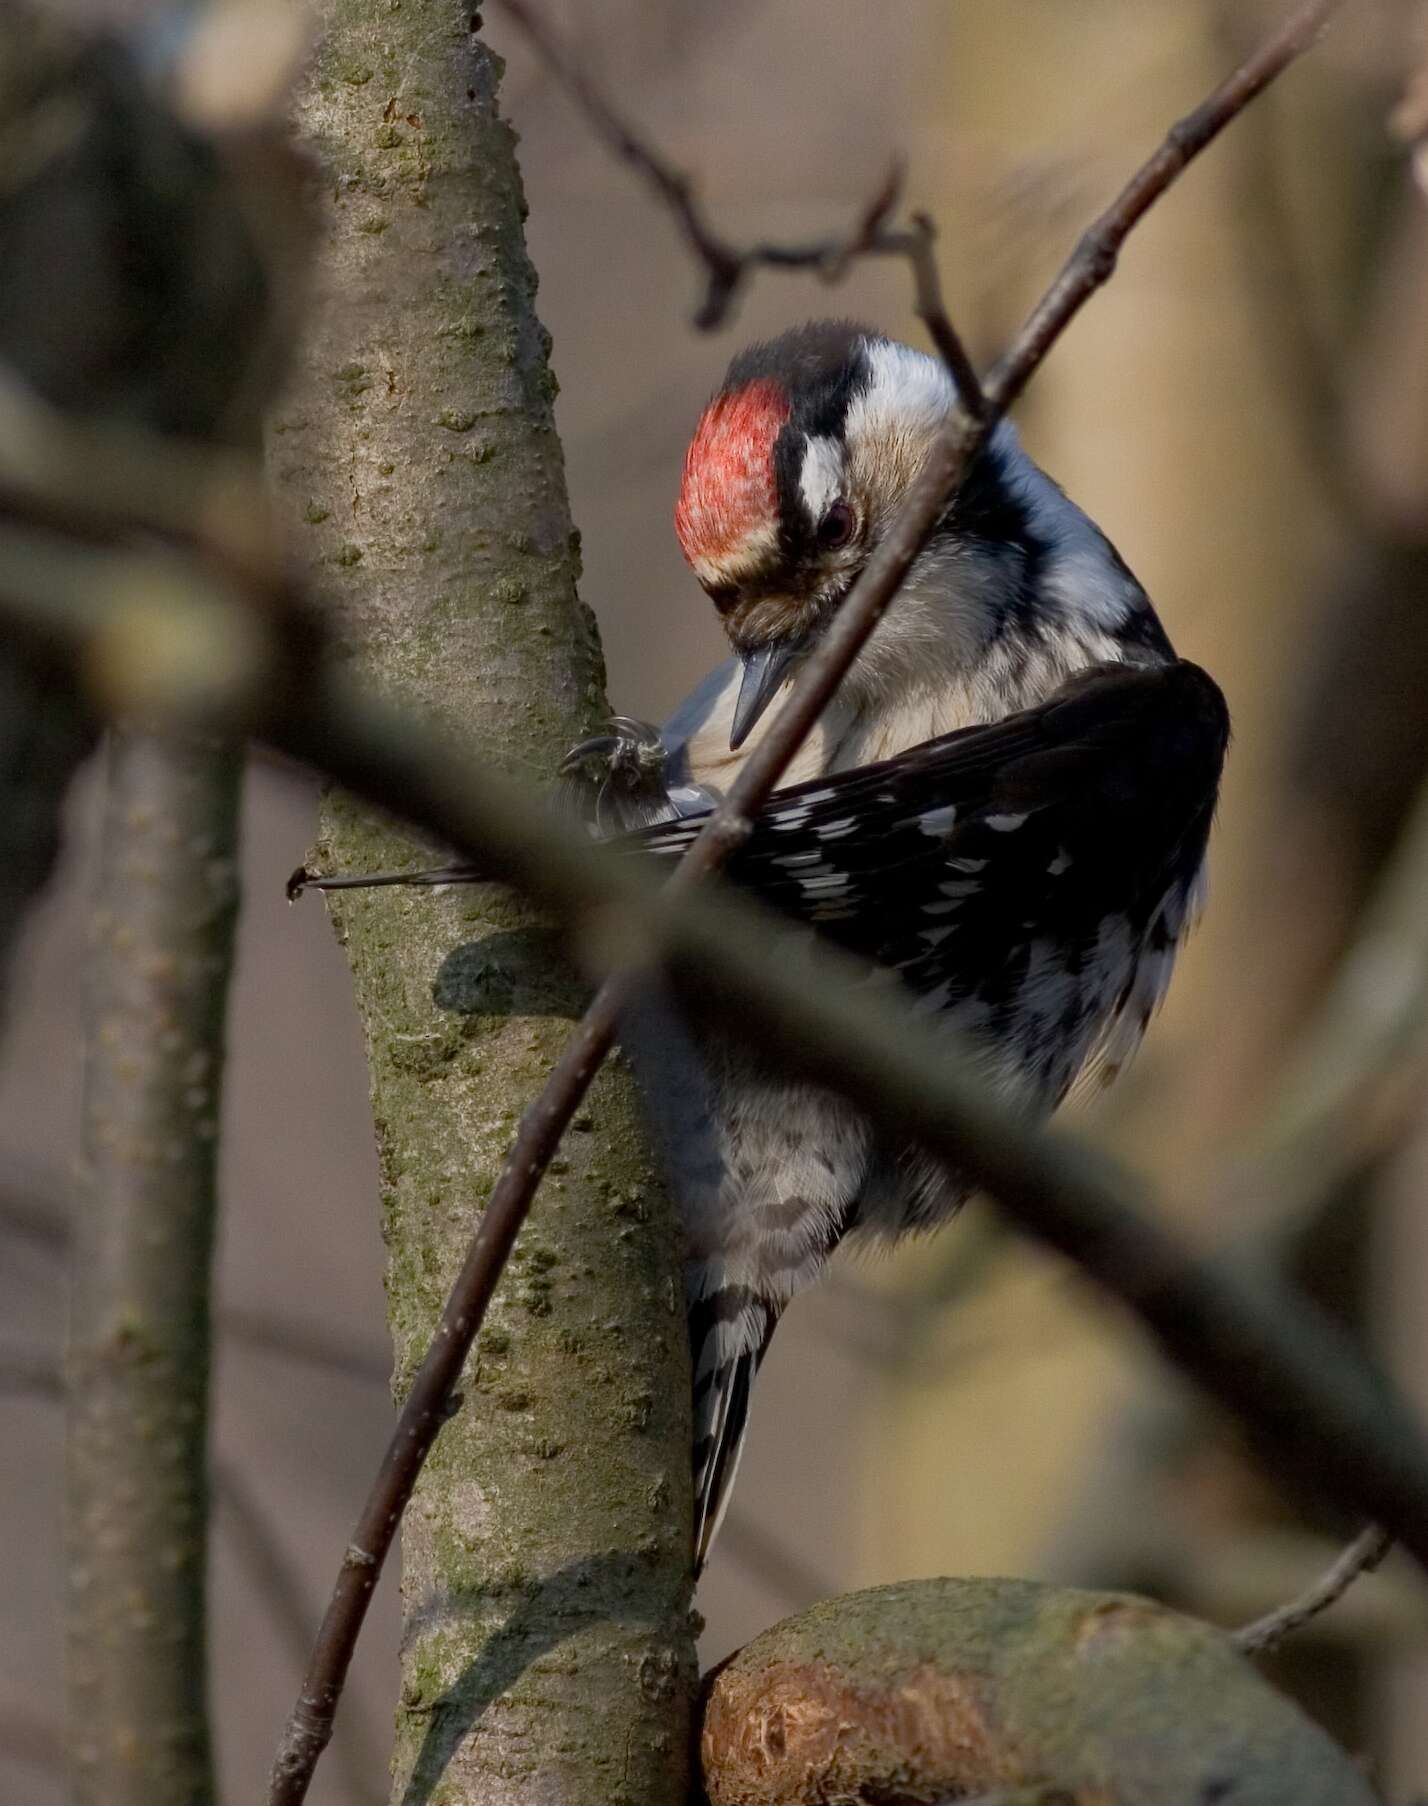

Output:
xmin=295 ymin=320 xmax=1229 ymax=1573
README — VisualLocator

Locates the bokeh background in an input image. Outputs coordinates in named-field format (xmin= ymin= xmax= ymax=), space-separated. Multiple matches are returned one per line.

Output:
xmin=6 ymin=0 xmax=1428 ymax=1799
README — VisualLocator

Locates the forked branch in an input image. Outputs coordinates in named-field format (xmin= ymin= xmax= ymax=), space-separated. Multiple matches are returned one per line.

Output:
xmin=493 ymin=0 xmax=986 ymax=406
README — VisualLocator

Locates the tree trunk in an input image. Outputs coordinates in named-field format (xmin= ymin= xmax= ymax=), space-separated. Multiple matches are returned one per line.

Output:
xmin=271 ymin=8 xmax=695 ymax=1803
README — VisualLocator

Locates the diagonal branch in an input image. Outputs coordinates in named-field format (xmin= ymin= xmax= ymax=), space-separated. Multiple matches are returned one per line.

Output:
xmin=5 ymin=381 xmax=1428 ymax=1738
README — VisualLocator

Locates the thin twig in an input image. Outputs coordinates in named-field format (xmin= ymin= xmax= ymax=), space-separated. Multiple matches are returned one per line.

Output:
xmin=492 ymin=0 xmax=987 ymax=407
xmin=1232 ymin=1523 xmax=1394 ymax=1655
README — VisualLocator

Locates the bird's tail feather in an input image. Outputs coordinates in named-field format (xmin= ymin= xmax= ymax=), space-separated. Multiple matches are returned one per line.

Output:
xmin=689 ymin=1284 xmax=778 ymax=1573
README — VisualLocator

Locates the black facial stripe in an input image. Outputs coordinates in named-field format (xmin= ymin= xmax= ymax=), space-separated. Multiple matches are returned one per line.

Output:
xmin=771 ymin=371 xmax=871 ymax=566
xmin=772 ymin=424 xmax=810 ymax=565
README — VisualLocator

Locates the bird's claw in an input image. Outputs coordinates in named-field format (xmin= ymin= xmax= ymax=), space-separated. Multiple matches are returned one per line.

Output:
xmin=560 ymin=716 xmax=666 ymax=780
xmin=557 ymin=715 xmax=683 ymax=835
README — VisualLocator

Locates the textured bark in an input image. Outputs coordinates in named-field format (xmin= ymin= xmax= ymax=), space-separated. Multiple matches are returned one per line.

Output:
xmin=700 ymin=1578 xmax=1378 ymax=1806
xmin=271 ymin=8 xmax=694 ymax=1804
xmin=67 ymin=731 xmax=243 ymax=1806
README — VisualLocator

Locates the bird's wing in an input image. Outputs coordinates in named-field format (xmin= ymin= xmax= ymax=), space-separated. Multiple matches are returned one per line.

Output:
xmin=625 ymin=658 xmax=1229 ymax=1096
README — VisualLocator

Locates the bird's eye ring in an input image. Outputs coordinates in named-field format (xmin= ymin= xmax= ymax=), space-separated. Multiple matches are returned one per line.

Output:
xmin=816 ymin=499 xmax=856 ymax=550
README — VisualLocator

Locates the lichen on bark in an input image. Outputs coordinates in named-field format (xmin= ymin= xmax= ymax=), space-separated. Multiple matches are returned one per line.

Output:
xmin=271 ymin=6 xmax=694 ymax=1803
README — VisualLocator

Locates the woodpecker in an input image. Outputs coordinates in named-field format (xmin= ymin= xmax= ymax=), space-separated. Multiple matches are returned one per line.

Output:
xmin=293 ymin=319 xmax=1229 ymax=1573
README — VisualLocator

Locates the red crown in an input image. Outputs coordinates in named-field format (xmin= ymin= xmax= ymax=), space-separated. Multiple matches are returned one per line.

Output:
xmin=675 ymin=378 xmax=790 ymax=572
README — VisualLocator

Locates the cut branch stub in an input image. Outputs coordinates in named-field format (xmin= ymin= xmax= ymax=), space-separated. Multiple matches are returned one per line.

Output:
xmin=699 ymin=1578 xmax=1377 ymax=1806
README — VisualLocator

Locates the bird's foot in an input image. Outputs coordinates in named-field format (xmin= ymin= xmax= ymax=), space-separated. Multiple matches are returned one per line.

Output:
xmin=557 ymin=716 xmax=684 ymax=835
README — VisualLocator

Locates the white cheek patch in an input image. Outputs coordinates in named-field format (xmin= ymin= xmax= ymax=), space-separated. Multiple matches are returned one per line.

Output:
xmin=845 ymin=339 xmax=957 ymax=465
xmin=798 ymin=435 xmax=844 ymax=524
xmin=841 ymin=339 xmax=958 ymax=524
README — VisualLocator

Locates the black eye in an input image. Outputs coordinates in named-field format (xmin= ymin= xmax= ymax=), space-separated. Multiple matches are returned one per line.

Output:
xmin=816 ymin=500 xmax=855 ymax=550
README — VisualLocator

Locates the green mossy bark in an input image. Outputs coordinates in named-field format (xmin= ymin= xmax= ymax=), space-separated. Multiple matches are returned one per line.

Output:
xmin=272 ymin=8 xmax=694 ymax=1803
xmin=700 ymin=1577 xmax=1379 ymax=1806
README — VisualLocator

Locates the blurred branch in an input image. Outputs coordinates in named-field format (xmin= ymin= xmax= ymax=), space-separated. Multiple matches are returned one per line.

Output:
xmin=10 ymin=488 xmax=1428 ymax=1574
xmin=1233 ymin=1522 xmax=1394 ymax=1654
xmin=0 ymin=1337 xmax=386 ymax=1803
xmin=0 ymin=0 xmax=294 ymax=1037
xmin=66 ymin=729 xmax=242 ymax=1806
xmin=492 ymin=0 xmax=986 ymax=402
xmin=0 ymin=369 xmax=276 ymax=576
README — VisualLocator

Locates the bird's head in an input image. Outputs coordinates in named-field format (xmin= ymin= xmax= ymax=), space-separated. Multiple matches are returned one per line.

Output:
xmin=674 ymin=320 xmax=1164 ymax=750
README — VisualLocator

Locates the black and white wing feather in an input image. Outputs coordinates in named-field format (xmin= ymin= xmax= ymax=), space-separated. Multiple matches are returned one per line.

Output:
xmin=628 ymin=658 xmax=1228 ymax=1110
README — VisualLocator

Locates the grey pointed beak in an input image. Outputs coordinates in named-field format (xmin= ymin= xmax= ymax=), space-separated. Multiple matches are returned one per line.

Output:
xmin=730 ymin=641 xmax=803 ymax=751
